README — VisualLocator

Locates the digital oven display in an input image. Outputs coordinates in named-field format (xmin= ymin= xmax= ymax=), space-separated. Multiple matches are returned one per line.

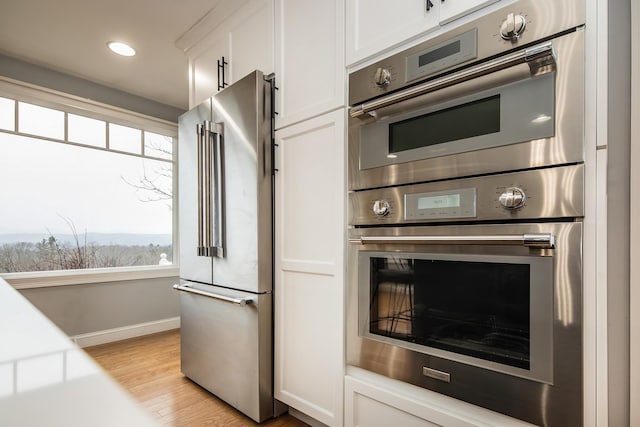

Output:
xmin=417 ymin=193 xmax=461 ymax=209
xmin=389 ymin=95 xmax=501 ymax=154
xmin=418 ymin=40 xmax=461 ymax=67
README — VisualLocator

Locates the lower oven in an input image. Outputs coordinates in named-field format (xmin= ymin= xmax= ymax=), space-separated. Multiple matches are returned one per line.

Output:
xmin=346 ymin=165 xmax=584 ymax=426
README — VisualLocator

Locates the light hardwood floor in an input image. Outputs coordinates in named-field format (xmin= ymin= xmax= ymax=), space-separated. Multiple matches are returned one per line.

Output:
xmin=85 ymin=329 xmax=308 ymax=427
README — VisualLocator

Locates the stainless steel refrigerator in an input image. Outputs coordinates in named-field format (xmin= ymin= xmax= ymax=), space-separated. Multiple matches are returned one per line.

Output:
xmin=174 ymin=70 xmax=279 ymax=422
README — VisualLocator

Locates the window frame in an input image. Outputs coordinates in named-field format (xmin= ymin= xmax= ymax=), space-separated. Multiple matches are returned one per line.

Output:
xmin=0 ymin=77 xmax=180 ymax=288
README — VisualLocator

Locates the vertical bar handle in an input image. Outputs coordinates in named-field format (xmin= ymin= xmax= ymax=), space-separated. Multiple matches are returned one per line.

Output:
xmin=204 ymin=123 xmax=213 ymax=254
xmin=217 ymin=57 xmax=228 ymax=91
xmin=196 ymin=123 xmax=204 ymax=255
xmin=210 ymin=122 xmax=225 ymax=258
xmin=197 ymin=122 xmax=214 ymax=257
xmin=197 ymin=121 xmax=225 ymax=258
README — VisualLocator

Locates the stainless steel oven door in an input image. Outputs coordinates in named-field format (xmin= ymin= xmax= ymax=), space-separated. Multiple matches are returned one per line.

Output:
xmin=346 ymin=221 xmax=582 ymax=426
xmin=359 ymin=250 xmax=554 ymax=384
xmin=348 ymin=30 xmax=584 ymax=190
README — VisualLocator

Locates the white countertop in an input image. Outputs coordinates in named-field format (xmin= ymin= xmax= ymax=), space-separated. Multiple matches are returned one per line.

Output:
xmin=0 ymin=278 xmax=159 ymax=427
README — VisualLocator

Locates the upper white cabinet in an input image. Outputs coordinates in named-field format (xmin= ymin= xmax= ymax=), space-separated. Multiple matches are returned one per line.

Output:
xmin=274 ymin=0 xmax=345 ymax=129
xmin=227 ymin=1 xmax=274 ymax=84
xmin=346 ymin=0 xmax=501 ymax=66
xmin=346 ymin=0 xmax=439 ymax=66
xmin=178 ymin=0 xmax=274 ymax=108
xmin=439 ymin=0 xmax=500 ymax=24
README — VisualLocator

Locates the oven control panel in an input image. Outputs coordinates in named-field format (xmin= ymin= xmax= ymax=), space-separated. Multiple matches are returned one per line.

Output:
xmin=350 ymin=164 xmax=583 ymax=226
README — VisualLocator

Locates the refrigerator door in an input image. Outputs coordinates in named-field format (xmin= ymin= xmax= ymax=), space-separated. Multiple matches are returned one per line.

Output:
xmin=177 ymin=280 xmax=274 ymax=422
xmin=208 ymin=70 xmax=273 ymax=294
xmin=178 ymin=99 xmax=213 ymax=284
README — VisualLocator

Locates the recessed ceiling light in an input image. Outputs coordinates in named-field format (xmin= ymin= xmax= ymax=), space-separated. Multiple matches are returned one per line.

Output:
xmin=107 ymin=41 xmax=136 ymax=57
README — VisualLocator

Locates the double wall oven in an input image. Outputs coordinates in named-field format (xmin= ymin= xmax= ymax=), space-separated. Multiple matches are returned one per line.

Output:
xmin=347 ymin=1 xmax=585 ymax=425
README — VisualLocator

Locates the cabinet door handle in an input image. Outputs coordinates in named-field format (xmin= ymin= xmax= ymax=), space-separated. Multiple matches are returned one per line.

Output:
xmin=217 ymin=56 xmax=228 ymax=91
xmin=426 ymin=0 xmax=434 ymax=11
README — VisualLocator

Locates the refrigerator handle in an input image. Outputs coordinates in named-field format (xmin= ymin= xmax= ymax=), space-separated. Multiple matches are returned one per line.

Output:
xmin=209 ymin=121 xmax=225 ymax=258
xmin=196 ymin=123 xmax=207 ymax=256
xmin=197 ymin=121 xmax=225 ymax=258
xmin=196 ymin=121 xmax=216 ymax=258
xmin=173 ymin=284 xmax=253 ymax=305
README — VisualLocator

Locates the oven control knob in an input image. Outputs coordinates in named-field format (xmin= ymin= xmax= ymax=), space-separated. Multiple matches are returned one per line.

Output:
xmin=500 ymin=13 xmax=526 ymax=41
xmin=499 ymin=187 xmax=526 ymax=209
xmin=374 ymin=67 xmax=391 ymax=87
xmin=372 ymin=199 xmax=391 ymax=216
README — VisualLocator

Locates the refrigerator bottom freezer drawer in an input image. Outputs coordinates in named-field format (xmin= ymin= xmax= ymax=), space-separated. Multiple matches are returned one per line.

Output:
xmin=178 ymin=282 xmax=274 ymax=422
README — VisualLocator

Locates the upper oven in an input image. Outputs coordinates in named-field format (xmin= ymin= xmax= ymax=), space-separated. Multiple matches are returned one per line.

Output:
xmin=348 ymin=0 xmax=585 ymax=190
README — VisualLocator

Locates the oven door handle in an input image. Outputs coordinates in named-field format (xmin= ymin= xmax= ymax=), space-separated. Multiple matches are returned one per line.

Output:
xmin=350 ymin=41 xmax=555 ymax=119
xmin=349 ymin=233 xmax=555 ymax=249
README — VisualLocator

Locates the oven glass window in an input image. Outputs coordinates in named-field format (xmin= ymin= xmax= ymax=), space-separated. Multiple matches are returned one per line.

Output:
xmin=369 ymin=256 xmax=531 ymax=369
xmin=388 ymin=95 xmax=500 ymax=154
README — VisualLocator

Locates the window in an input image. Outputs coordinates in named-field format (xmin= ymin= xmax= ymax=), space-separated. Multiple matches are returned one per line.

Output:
xmin=0 ymin=84 xmax=177 ymax=277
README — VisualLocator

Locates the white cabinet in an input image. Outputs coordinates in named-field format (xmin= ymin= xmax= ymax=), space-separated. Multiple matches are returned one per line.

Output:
xmin=346 ymin=0 xmax=439 ymax=66
xmin=345 ymin=0 xmax=502 ymax=66
xmin=345 ymin=370 xmax=535 ymax=427
xmin=188 ymin=35 xmax=227 ymax=108
xmin=178 ymin=0 xmax=274 ymax=108
xmin=274 ymin=0 xmax=345 ymax=129
xmin=227 ymin=0 xmax=273 ymax=84
xmin=274 ymin=109 xmax=345 ymax=427
xmin=439 ymin=0 xmax=500 ymax=24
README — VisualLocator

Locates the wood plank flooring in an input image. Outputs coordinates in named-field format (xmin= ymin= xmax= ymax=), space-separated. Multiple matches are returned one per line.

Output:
xmin=84 ymin=329 xmax=308 ymax=427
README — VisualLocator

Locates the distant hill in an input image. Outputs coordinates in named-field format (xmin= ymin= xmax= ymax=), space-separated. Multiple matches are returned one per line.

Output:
xmin=0 ymin=233 xmax=172 ymax=246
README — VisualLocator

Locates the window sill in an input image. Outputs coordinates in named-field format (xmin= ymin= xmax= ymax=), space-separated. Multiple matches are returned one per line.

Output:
xmin=2 ymin=265 xmax=180 ymax=290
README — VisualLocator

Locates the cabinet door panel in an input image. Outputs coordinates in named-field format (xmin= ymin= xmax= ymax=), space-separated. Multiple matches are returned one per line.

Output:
xmin=228 ymin=0 xmax=274 ymax=83
xmin=345 ymin=373 xmax=535 ymax=427
xmin=275 ymin=0 xmax=345 ymax=129
xmin=190 ymin=36 xmax=227 ymax=107
xmin=346 ymin=0 xmax=438 ymax=66
xmin=274 ymin=110 xmax=345 ymax=426
xmin=439 ymin=0 xmax=500 ymax=24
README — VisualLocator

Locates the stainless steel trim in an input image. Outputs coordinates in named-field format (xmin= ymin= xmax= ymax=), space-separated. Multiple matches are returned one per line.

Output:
xmin=349 ymin=233 xmax=555 ymax=248
xmin=173 ymin=284 xmax=254 ymax=305
xmin=350 ymin=42 xmax=554 ymax=119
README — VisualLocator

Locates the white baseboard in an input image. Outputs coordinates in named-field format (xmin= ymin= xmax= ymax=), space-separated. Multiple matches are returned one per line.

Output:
xmin=71 ymin=317 xmax=180 ymax=348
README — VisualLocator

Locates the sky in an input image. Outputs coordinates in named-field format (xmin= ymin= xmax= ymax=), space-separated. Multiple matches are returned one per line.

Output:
xmin=0 ymin=132 xmax=172 ymax=236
